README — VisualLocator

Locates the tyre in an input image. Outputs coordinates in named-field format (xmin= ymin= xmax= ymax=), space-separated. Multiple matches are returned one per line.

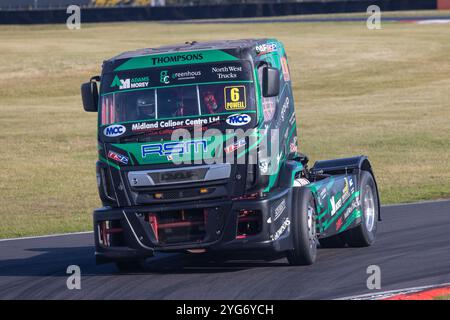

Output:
xmin=115 ymin=259 xmax=146 ymax=272
xmin=319 ymin=234 xmax=346 ymax=248
xmin=287 ymin=187 xmax=318 ymax=265
xmin=344 ymin=171 xmax=379 ymax=247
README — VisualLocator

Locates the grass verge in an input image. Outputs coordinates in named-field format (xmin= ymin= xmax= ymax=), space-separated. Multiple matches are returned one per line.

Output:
xmin=0 ymin=12 xmax=449 ymax=237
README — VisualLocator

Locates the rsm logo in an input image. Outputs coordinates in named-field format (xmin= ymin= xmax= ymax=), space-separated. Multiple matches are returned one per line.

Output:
xmin=141 ymin=140 xmax=208 ymax=157
xmin=103 ymin=124 xmax=126 ymax=137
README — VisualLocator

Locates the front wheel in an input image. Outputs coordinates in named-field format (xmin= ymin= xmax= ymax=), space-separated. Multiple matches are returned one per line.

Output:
xmin=287 ymin=187 xmax=318 ymax=265
xmin=344 ymin=171 xmax=379 ymax=247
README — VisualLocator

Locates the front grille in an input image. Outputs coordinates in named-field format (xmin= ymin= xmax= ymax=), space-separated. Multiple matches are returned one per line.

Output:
xmin=98 ymin=219 xmax=125 ymax=247
xmin=150 ymin=188 xmax=215 ymax=200
xmin=236 ymin=209 xmax=262 ymax=239
xmin=148 ymin=167 xmax=208 ymax=184
xmin=147 ymin=209 xmax=207 ymax=245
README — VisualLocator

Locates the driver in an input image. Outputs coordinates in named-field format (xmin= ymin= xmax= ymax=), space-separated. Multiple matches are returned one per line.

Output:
xmin=136 ymin=96 xmax=156 ymax=120
xmin=202 ymin=91 xmax=219 ymax=113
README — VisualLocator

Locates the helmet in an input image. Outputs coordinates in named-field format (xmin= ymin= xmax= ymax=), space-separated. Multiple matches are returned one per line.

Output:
xmin=136 ymin=96 xmax=155 ymax=119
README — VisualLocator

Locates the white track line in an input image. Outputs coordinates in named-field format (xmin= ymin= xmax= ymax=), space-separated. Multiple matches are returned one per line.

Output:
xmin=337 ymin=282 xmax=450 ymax=300
xmin=0 ymin=231 xmax=93 ymax=242
xmin=0 ymin=199 xmax=449 ymax=242
xmin=381 ymin=198 xmax=450 ymax=208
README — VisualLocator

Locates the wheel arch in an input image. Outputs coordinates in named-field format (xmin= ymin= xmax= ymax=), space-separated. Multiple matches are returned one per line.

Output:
xmin=312 ymin=155 xmax=381 ymax=221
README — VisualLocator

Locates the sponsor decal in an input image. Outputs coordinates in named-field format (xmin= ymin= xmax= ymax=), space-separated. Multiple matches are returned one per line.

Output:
xmin=262 ymin=97 xmax=276 ymax=122
xmin=256 ymin=42 xmax=278 ymax=56
xmin=343 ymin=178 xmax=349 ymax=195
xmin=160 ymin=70 xmax=170 ymax=84
xmin=131 ymin=116 xmax=220 ymax=132
xmin=151 ymin=53 xmax=204 ymax=66
xmin=349 ymin=177 xmax=355 ymax=193
xmin=172 ymin=70 xmax=201 ymax=81
xmin=211 ymin=65 xmax=242 ymax=79
xmin=288 ymin=111 xmax=296 ymax=126
xmin=115 ymin=50 xmax=239 ymax=71
xmin=280 ymin=97 xmax=289 ymax=121
xmin=225 ymin=114 xmax=251 ymax=126
xmin=110 ymin=75 xmax=149 ymax=90
xmin=281 ymin=56 xmax=291 ymax=81
xmin=320 ymin=188 xmax=327 ymax=200
xmin=224 ymin=86 xmax=247 ymax=110
xmin=330 ymin=186 xmax=351 ymax=216
xmin=289 ymin=136 xmax=298 ymax=153
xmin=103 ymin=124 xmax=126 ymax=137
xmin=141 ymin=139 xmax=207 ymax=157
xmin=107 ymin=150 xmax=129 ymax=165
xmin=336 ymin=216 xmax=343 ymax=231
xmin=224 ymin=138 xmax=246 ymax=154
xmin=344 ymin=197 xmax=361 ymax=219
xmin=271 ymin=218 xmax=290 ymax=241
xmin=273 ymin=199 xmax=287 ymax=222
xmin=161 ymin=70 xmax=202 ymax=84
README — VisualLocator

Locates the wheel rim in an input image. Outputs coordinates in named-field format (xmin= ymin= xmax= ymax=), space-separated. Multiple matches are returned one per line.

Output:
xmin=307 ymin=203 xmax=317 ymax=248
xmin=363 ymin=185 xmax=375 ymax=232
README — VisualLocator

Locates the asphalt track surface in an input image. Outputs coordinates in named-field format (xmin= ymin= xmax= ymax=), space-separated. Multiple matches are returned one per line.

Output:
xmin=0 ymin=200 xmax=449 ymax=299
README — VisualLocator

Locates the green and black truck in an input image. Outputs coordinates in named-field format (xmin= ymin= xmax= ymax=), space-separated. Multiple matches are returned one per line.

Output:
xmin=81 ymin=39 xmax=380 ymax=270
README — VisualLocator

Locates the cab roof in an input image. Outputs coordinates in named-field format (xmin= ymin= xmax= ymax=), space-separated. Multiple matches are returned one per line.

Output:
xmin=105 ymin=39 xmax=268 ymax=63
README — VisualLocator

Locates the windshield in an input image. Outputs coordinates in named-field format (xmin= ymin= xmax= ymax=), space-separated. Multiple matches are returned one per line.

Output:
xmin=99 ymin=61 xmax=255 ymax=126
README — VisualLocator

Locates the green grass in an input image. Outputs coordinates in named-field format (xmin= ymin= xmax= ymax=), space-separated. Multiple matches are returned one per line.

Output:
xmin=434 ymin=294 xmax=450 ymax=300
xmin=1 ymin=10 xmax=450 ymax=238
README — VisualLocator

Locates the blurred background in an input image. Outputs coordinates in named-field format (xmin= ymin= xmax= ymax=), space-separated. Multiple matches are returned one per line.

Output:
xmin=0 ymin=0 xmax=382 ymax=10
xmin=0 ymin=0 xmax=449 ymax=237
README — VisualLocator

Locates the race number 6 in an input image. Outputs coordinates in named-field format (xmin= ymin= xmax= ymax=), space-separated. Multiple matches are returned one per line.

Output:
xmin=230 ymin=87 xmax=240 ymax=102
xmin=224 ymin=86 xmax=246 ymax=110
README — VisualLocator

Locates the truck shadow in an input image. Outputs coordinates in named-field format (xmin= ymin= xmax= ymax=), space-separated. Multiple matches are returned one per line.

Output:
xmin=0 ymin=246 xmax=291 ymax=277
xmin=143 ymin=251 xmax=290 ymax=274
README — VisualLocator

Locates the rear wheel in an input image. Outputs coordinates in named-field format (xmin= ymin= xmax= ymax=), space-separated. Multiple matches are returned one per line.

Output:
xmin=344 ymin=171 xmax=379 ymax=247
xmin=287 ymin=187 xmax=318 ymax=265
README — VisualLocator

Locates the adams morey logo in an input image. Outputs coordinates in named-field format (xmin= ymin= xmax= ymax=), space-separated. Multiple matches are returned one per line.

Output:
xmin=110 ymin=76 xmax=149 ymax=90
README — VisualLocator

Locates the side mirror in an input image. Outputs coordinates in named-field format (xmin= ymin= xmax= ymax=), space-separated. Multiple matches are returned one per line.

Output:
xmin=262 ymin=67 xmax=280 ymax=97
xmin=81 ymin=77 xmax=99 ymax=112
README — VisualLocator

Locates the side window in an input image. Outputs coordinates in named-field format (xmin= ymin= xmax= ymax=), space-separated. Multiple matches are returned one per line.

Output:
xmin=258 ymin=64 xmax=276 ymax=123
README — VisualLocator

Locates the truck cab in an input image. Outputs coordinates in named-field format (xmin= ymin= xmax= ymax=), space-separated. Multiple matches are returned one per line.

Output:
xmin=82 ymin=39 xmax=380 ymax=269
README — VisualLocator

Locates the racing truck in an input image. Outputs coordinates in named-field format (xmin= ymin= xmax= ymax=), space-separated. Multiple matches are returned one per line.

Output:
xmin=81 ymin=39 xmax=380 ymax=270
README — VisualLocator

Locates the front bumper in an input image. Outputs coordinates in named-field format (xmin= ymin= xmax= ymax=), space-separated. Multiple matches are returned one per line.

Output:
xmin=94 ymin=187 xmax=294 ymax=264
